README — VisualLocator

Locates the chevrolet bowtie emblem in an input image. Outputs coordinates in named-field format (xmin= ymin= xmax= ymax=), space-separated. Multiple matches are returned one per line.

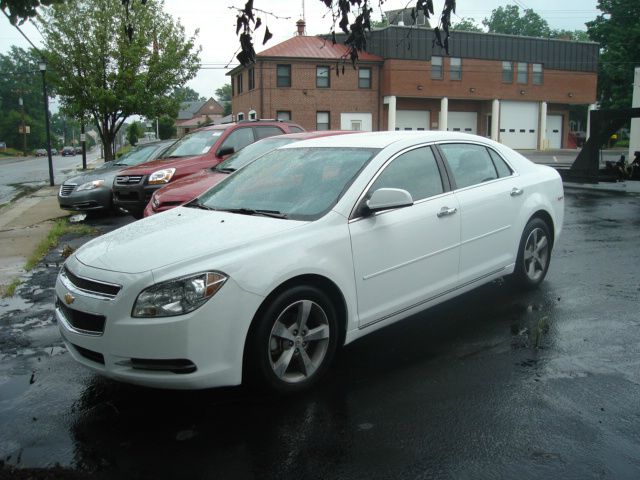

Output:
xmin=64 ymin=293 xmax=75 ymax=305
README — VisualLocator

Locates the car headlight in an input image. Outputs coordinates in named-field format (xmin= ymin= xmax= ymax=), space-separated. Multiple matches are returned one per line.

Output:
xmin=76 ymin=179 xmax=105 ymax=191
xmin=132 ymin=271 xmax=227 ymax=317
xmin=148 ymin=168 xmax=176 ymax=185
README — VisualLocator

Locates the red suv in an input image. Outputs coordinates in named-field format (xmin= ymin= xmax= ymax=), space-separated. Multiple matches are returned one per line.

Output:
xmin=113 ymin=120 xmax=304 ymax=218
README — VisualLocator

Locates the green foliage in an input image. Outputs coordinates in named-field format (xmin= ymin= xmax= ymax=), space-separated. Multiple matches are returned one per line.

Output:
xmin=37 ymin=0 xmax=201 ymax=161
xmin=215 ymin=84 xmax=231 ymax=103
xmin=550 ymin=29 xmax=590 ymax=41
xmin=587 ymin=0 xmax=640 ymax=109
xmin=483 ymin=5 xmax=550 ymax=37
xmin=370 ymin=17 xmax=389 ymax=29
xmin=0 ymin=0 xmax=63 ymax=25
xmin=126 ymin=121 xmax=144 ymax=146
xmin=452 ymin=18 xmax=483 ymax=33
xmin=157 ymin=115 xmax=176 ymax=139
xmin=173 ymin=86 xmax=204 ymax=103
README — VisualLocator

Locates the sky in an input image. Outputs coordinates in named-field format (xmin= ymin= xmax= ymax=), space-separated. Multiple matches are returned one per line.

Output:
xmin=0 ymin=0 xmax=601 ymax=101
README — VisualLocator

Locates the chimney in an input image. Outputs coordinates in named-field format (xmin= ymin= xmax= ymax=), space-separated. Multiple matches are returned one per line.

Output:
xmin=296 ymin=19 xmax=306 ymax=36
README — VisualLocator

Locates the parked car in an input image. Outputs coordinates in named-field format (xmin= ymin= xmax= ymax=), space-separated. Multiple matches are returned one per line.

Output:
xmin=58 ymin=140 xmax=175 ymax=213
xmin=61 ymin=146 xmax=75 ymax=156
xmin=35 ymin=148 xmax=47 ymax=156
xmin=74 ymin=146 xmax=83 ymax=154
xmin=144 ymin=131 xmax=354 ymax=217
xmin=113 ymin=119 xmax=304 ymax=218
xmin=55 ymin=131 xmax=564 ymax=393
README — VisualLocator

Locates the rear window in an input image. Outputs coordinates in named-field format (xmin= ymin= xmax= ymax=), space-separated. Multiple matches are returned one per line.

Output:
xmin=162 ymin=130 xmax=224 ymax=158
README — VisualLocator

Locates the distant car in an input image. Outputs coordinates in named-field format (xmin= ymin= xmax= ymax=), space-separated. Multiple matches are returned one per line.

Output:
xmin=61 ymin=146 xmax=75 ymax=156
xmin=58 ymin=139 xmax=175 ymax=213
xmin=144 ymin=131 xmax=355 ymax=217
xmin=74 ymin=146 xmax=83 ymax=154
xmin=113 ymin=119 xmax=305 ymax=218
xmin=0 ymin=141 xmax=7 ymax=150
xmin=35 ymin=148 xmax=47 ymax=157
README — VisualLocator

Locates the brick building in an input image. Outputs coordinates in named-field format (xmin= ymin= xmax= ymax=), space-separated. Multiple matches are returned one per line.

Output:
xmin=176 ymin=97 xmax=225 ymax=137
xmin=228 ymin=21 xmax=598 ymax=150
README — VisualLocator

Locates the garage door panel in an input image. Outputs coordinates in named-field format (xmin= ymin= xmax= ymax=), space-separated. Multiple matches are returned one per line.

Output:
xmin=546 ymin=114 xmax=562 ymax=149
xmin=500 ymin=101 xmax=538 ymax=149
xmin=396 ymin=110 xmax=430 ymax=131
xmin=447 ymin=112 xmax=477 ymax=134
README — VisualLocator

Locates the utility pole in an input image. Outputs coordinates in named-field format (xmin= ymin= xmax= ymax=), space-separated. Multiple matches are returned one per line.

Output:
xmin=18 ymin=93 xmax=27 ymax=156
xmin=39 ymin=60 xmax=54 ymax=186
xmin=81 ymin=122 xmax=87 ymax=169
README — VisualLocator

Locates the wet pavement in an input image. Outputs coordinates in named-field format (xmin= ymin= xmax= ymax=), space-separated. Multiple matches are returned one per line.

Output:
xmin=1 ymin=190 xmax=640 ymax=479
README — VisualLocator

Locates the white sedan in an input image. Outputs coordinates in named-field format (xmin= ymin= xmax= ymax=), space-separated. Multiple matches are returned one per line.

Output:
xmin=55 ymin=131 xmax=564 ymax=393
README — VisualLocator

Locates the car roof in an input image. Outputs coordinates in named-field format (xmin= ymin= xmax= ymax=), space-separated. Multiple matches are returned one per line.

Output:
xmin=197 ymin=120 xmax=302 ymax=132
xmin=278 ymin=131 xmax=498 ymax=149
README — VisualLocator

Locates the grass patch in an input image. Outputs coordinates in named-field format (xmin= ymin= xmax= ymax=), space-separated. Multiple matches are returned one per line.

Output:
xmin=1 ymin=278 xmax=21 ymax=297
xmin=0 ymin=147 xmax=25 ymax=158
xmin=25 ymin=218 xmax=95 ymax=271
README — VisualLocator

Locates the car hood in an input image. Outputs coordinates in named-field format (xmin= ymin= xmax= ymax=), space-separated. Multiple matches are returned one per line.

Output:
xmin=74 ymin=206 xmax=306 ymax=274
xmin=118 ymin=154 xmax=208 ymax=176
xmin=64 ymin=165 xmax=128 ymax=185
xmin=154 ymin=169 xmax=227 ymax=203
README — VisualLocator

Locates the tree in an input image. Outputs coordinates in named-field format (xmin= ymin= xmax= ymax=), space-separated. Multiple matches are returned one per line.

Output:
xmin=157 ymin=114 xmax=176 ymax=139
xmin=587 ymin=0 xmax=640 ymax=109
xmin=452 ymin=18 xmax=483 ymax=33
xmin=172 ymin=86 xmax=204 ymax=103
xmin=483 ymin=5 xmax=550 ymax=37
xmin=126 ymin=121 xmax=144 ymax=146
xmin=550 ymin=29 xmax=590 ymax=42
xmin=215 ymin=83 xmax=232 ymax=116
xmin=37 ymin=0 xmax=200 ymax=161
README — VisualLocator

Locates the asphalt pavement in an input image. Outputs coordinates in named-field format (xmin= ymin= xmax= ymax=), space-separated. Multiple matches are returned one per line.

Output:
xmin=0 ymin=181 xmax=639 ymax=478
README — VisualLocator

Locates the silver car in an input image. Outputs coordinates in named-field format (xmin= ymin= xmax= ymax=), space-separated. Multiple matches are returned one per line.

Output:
xmin=58 ymin=140 xmax=175 ymax=213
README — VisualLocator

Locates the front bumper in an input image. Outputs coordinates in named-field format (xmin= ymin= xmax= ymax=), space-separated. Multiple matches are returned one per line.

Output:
xmin=55 ymin=259 xmax=263 ymax=389
xmin=58 ymin=186 xmax=113 ymax=211
xmin=112 ymin=178 xmax=162 ymax=215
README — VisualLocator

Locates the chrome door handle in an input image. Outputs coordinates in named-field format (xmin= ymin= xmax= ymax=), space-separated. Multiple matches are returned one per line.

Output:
xmin=437 ymin=206 xmax=458 ymax=218
xmin=510 ymin=187 xmax=524 ymax=197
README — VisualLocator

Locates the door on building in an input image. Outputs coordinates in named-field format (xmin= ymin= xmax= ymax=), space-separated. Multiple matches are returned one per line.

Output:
xmin=447 ymin=112 xmax=477 ymax=134
xmin=546 ymin=114 xmax=563 ymax=149
xmin=340 ymin=113 xmax=372 ymax=131
xmin=499 ymin=101 xmax=539 ymax=149
xmin=396 ymin=110 xmax=430 ymax=131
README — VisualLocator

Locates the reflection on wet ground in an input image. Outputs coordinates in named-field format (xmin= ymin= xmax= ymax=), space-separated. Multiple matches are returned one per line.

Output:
xmin=1 ymin=190 xmax=640 ymax=479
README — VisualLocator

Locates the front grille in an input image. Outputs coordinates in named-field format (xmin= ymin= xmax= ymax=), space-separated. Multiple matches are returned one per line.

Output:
xmin=57 ymin=299 xmax=106 ymax=334
xmin=115 ymin=175 xmax=143 ymax=185
xmin=130 ymin=358 xmax=197 ymax=374
xmin=61 ymin=266 xmax=121 ymax=299
xmin=72 ymin=343 xmax=105 ymax=365
xmin=59 ymin=184 xmax=76 ymax=197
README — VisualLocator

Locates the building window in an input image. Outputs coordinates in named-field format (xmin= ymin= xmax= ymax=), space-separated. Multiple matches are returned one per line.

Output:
xmin=248 ymin=68 xmax=255 ymax=90
xmin=248 ymin=110 xmax=257 ymax=120
xmin=316 ymin=111 xmax=330 ymax=130
xmin=517 ymin=62 xmax=528 ymax=84
xmin=317 ymin=66 xmax=330 ymax=88
xmin=431 ymin=56 xmax=443 ymax=79
xmin=358 ymin=68 xmax=371 ymax=89
xmin=231 ymin=79 xmax=235 ymax=96
xmin=236 ymin=73 xmax=243 ymax=94
xmin=450 ymin=57 xmax=461 ymax=81
xmin=276 ymin=110 xmax=291 ymax=121
xmin=502 ymin=61 xmax=513 ymax=83
xmin=277 ymin=64 xmax=291 ymax=87
xmin=237 ymin=112 xmax=245 ymax=121
xmin=532 ymin=63 xmax=543 ymax=85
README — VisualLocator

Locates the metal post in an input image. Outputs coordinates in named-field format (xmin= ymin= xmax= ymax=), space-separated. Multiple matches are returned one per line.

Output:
xmin=39 ymin=60 xmax=54 ymax=186
xmin=19 ymin=95 xmax=26 ymax=155
xmin=81 ymin=122 xmax=87 ymax=170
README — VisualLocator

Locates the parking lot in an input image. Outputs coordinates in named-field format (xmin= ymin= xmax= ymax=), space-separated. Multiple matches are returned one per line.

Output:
xmin=1 ymin=187 xmax=639 ymax=479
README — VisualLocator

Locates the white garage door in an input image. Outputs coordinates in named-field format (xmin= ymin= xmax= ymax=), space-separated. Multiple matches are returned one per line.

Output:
xmin=447 ymin=112 xmax=477 ymax=134
xmin=546 ymin=114 xmax=563 ymax=149
xmin=499 ymin=101 xmax=539 ymax=149
xmin=340 ymin=113 xmax=372 ymax=131
xmin=396 ymin=110 xmax=430 ymax=131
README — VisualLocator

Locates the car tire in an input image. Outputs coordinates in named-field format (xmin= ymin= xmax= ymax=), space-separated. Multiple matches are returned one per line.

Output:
xmin=512 ymin=217 xmax=552 ymax=290
xmin=247 ymin=285 xmax=338 ymax=394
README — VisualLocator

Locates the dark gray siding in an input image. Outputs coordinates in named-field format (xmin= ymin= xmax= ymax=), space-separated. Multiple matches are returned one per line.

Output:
xmin=333 ymin=27 xmax=599 ymax=72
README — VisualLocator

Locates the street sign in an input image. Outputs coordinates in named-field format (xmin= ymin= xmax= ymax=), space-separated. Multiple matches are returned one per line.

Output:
xmin=80 ymin=134 xmax=86 ymax=142
xmin=18 ymin=126 xmax=31 ymax=134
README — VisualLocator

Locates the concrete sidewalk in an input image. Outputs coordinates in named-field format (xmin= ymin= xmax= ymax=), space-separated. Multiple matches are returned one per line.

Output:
xmin=0 ymin=187 xmax=68 ymax=290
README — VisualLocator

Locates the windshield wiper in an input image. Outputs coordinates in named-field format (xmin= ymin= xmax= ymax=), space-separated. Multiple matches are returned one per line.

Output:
xmin=214 ymin=166 xmax=236 ymax=173
xmin=221 ymin=208 xmax=287 ymax=219
xmin=184 ymin=201 xmax=217 ymax=211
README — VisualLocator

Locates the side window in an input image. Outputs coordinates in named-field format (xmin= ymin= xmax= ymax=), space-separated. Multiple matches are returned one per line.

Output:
xmin=289 ymin=126 xmax=304 ymax=133
xmin=488 ymin=148 xmax=513 ymax=177
xmin=369 ymin=146 xmax=444 ymax=202
xmin=255 ymin=126 xmax=284 ymax=140
xmin=439 ymin=143 xmax=498 ymax=189
xmin=219 ymin=128 xmax=255 ymax=154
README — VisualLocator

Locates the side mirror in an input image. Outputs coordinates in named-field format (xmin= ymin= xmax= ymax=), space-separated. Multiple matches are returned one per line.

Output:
xmin=216 ymin=146 xmax=234 ymax=158
xmin=363 ymin=188 xmax=414 ymax=215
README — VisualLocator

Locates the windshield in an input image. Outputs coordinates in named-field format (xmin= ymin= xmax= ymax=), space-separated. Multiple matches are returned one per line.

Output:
xmin=215 ymin=137 xmax=298 ymax=172
xmin=161 ymin=130 xmax=224 ymax=158
xmin=198 ymin=147 xmax=380 ymax=221
xmin=115 ymin=142 xmax=171 ymax=166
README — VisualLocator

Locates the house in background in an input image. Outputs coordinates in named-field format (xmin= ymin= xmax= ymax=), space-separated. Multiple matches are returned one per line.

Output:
xmin=228 ymin=17 xmax=598 ymax=150
xmin=176 ymin=98 xmax=225 ymax=137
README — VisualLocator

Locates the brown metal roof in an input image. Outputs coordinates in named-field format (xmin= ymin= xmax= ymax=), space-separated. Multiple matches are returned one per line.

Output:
xmin=257 ymin=35 xmax=383 ymax=62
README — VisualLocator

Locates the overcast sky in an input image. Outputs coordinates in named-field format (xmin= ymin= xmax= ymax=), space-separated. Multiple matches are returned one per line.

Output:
xmin=1 ymin=0 xmax=601 ymax=100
